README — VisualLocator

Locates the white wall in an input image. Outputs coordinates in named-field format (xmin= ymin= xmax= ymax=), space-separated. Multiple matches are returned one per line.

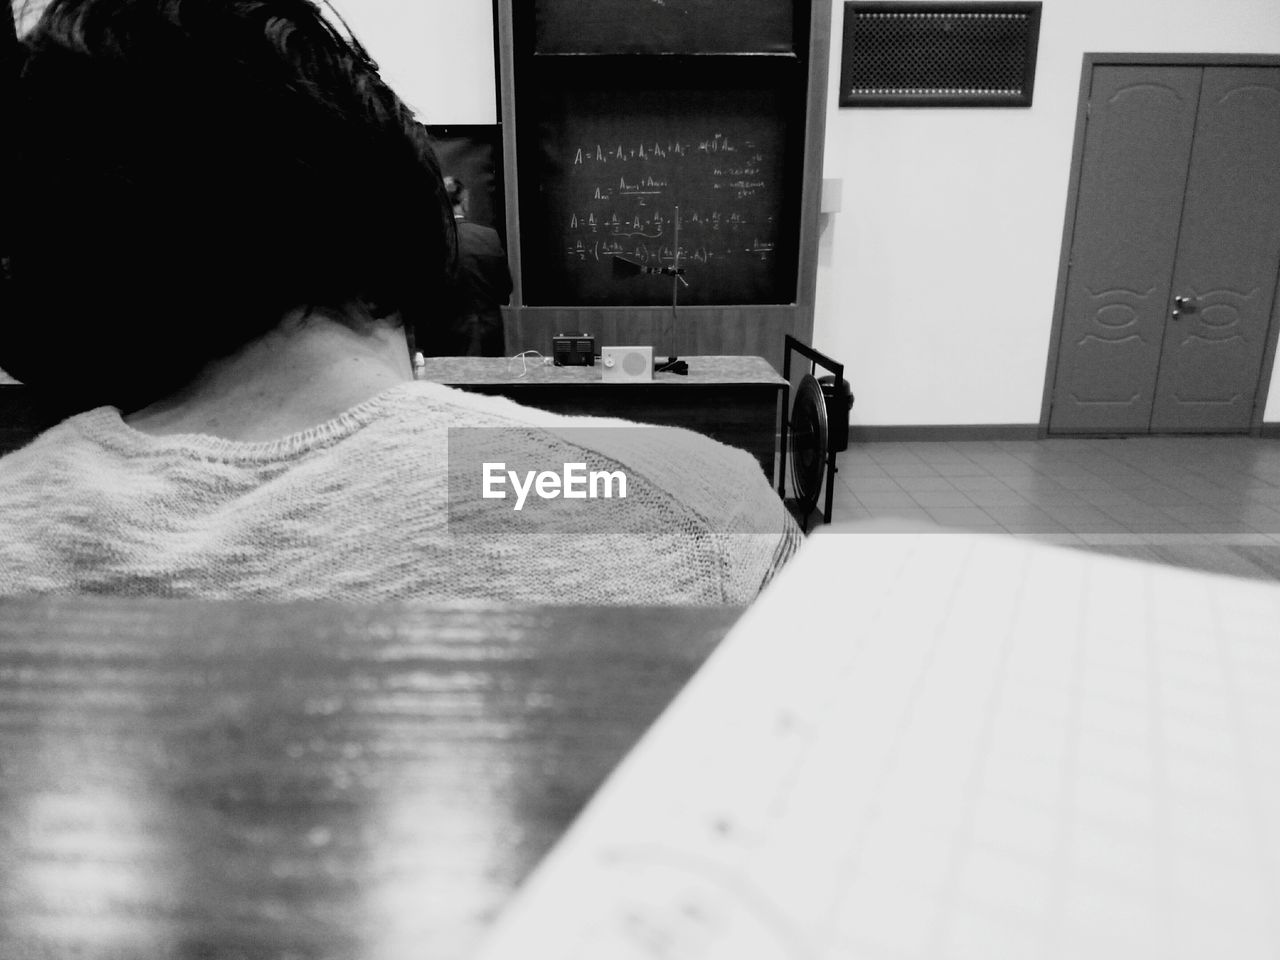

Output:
xmin=17 ymin=0 xmax=496 ymax=123
xmin=330 ymin=0 xmax=496 ymax=124
xmin=816 ymin=0 xmax=1280 ymax=426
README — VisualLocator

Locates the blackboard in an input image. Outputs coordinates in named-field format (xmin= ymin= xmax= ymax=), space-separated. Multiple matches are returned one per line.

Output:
xmin=426 ymin=125 xmax=505 ymax=239
xmin=520 ymin=83 xmax=801 ymax=307
xmin=533 ymin=0 xmax=796 ymax=55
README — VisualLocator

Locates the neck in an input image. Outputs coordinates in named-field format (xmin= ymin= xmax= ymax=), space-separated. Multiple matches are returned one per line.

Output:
xmin=124 ymin=306 xmax=414 ymax=441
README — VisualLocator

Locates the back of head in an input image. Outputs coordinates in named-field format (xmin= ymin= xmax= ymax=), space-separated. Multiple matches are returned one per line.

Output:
xmin=1 ymin=0 xmax=456 ymax=411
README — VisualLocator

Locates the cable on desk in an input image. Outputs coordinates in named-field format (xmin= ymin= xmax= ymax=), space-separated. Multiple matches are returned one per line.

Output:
xmin=506 ymin=350 xmax=551 ymax=379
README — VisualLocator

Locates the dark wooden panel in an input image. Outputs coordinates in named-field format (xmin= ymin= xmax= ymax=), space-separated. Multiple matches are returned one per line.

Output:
xmin=0 ymin=598 xmax=740 ymax=960
xmin=532 ymin=0 xmax=797 ymax=54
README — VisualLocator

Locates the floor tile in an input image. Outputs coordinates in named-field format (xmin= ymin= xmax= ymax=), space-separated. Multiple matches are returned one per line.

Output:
xmin=1111 ymin=520 xmax=1192 ymax=534
xmin=856 ymin=490 xmax=919 ymax=509
xmin=949 ymin=476 xmax=1016 ymax=493
xmin=855 ymin=509 xmax=941 ymax=529
xmin=964 ymin=489 xmax=1033 ymax=508
xmin=1053 ymin=473 xmax=1119 ymax=491
xmin=1037 ymin=505 xmax=1115 ymax=525
xmin=1158 ymin=505 xmax=1248 ymax=524
xmin=910 ymin=490 xmax=976 ymax=508
xmin=823 ymin=437 xmax=1280 ymax=581
xmin=1098 ymin=504 xmax=1175 ymax=523
xmin=1054 ymin=522 xmax=1133 ymax=535
xmin=930 ymin=461 xmax=995 ymax=477
xmin=1127 ymin=486 xmax=1201 ymax=508
xmin=877 ymin=461 xmax=941 ymax=478
xmin=982 ymin=505 xmax=1059 ymax=524
xmin=924 ymin=507 xmax=1001 ymax=529
xmin=840 ymin=460 xmax=893 ymax=479
xmin=1016 ymin=487 xmax=1088 ymax=507
xmin=842 ymin=476 xmax=906 ymax=493
xmin=1000 ymin=519 xmax=1071 ymax=534
xmin=1009 ymin=532 xmax=1086 ymax=546
xmin=893 ymin=475 xmax=959 ymax=493
xmin=1180 ymin=521 xmax=1272 ymax=535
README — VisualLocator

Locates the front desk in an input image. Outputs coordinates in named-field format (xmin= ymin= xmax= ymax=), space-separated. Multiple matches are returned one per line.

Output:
xmin=418 ymin=355 xmax=786 ymax=480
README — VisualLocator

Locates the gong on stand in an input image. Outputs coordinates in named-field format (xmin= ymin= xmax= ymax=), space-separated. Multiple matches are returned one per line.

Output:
xmin=779 ymin=336 xmax=847 ymax=532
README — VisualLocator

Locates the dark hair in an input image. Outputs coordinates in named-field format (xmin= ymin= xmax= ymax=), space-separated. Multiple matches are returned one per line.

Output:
xmin=1 ymin=0 xmax=456 ymax=410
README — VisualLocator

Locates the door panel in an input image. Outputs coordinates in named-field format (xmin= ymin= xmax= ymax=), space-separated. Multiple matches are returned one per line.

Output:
xmin=1049 ymin=67 xmax=1202 ymax=433
xmin=1149 ymin=68 xmax=1280 ymax=432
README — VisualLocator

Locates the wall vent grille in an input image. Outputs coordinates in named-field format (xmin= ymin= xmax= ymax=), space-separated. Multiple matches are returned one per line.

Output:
xmin=840 ymin=2 xmax=1041 ymax=107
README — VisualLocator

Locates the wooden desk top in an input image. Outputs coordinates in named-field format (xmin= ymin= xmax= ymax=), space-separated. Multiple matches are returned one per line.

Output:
xmin=0 ymin=598 xmax=742 ymax=959
xmin=418 ymin=355 xmax=786 ymax=387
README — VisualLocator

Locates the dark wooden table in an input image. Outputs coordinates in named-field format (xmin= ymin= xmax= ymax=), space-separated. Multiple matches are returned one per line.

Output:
xmin=0 ymin=598 xmax=742 ymax=959
xmin=418 ymin=355 xmax=786 ymax=480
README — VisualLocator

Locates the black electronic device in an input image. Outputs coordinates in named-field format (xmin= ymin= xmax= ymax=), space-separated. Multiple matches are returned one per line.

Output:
xmin=553 ymin=333 xmax=595 ymax=366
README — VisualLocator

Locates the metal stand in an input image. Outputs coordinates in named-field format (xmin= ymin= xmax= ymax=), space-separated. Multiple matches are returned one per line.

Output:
xmin=610 ymin=206 xmax=689 ymax=375
xmin=654 ymin=206 xmax=689 ymax=375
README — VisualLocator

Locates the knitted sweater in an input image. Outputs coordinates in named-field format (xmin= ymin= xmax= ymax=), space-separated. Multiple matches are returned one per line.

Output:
xmin=0 ymin=381 xmax=801 ymax=603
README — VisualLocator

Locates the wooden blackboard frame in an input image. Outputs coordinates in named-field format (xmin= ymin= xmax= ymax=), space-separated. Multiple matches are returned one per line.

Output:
xmin=495 ymin=1 xmax=831 ymax=369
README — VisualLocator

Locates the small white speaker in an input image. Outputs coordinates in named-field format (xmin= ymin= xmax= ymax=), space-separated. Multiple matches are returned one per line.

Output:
xmin=601 ymin=346 xmax=653 ymax=382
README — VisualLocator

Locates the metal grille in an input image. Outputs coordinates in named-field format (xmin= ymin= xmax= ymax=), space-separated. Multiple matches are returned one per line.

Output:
xmin=840 ymin=3 xmax=1041 ymax=107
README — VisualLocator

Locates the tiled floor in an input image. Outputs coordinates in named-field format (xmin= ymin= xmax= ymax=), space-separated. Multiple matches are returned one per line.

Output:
xmin=822 ymin=436 xmax=1280 ymax=582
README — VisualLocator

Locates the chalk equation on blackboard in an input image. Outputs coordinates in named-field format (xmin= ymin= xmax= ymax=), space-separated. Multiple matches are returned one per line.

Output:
xmin=568 ymin=239 xmax=723 ymax=266
xmin=572 ymin=133 xmax=738 ymax=163
xmin=571 ymin=134 xmax=767 ymax=202
xmin=559 ymin=131 xmax=779 ymax=284
xmin=524 ymin=110 xmax=795 ymax=305
xmin=565 ymin=226 xmax=774 ymax=266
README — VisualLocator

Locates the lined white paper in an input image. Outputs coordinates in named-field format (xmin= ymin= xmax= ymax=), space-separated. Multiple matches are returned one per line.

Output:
xmin=478 ymin=530 xmax=1280 ymax=959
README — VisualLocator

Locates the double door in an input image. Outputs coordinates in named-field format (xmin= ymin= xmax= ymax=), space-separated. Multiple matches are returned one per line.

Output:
xmin=1049 ymin=63 xmax=1280 ymax=434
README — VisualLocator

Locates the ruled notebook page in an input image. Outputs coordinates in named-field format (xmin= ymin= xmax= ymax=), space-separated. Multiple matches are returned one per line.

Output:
xmin=477 ymin=531 xmax=1280 ymax=960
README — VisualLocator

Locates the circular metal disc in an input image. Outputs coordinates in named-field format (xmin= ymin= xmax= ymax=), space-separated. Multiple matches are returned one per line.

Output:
xmin=789 ymin=374 xmax=829 ymax=516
